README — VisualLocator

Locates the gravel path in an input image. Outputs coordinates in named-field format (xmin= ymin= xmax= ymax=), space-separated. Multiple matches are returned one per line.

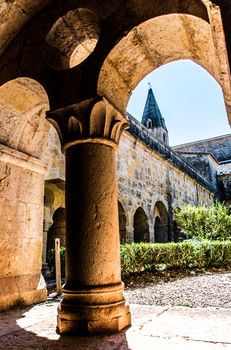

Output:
xmin=125 ymin=272 xmax=231 ymax=308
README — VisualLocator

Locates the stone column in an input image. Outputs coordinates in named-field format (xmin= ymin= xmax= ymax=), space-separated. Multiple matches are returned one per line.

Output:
xmin=47 ymin=98 xmax=131 ymax=335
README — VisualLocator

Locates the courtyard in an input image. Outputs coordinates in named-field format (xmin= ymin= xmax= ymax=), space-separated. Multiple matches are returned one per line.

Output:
xmin=1 ymin=271 xmax=231 ymax=350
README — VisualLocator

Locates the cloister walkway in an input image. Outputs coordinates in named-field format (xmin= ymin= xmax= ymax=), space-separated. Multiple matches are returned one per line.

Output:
xmin=0 ymin=298 xmax=231 ymax=349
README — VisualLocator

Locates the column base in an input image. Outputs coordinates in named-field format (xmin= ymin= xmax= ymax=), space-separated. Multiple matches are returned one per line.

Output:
xmin=57 ymin=283 xmax=131 ymax=335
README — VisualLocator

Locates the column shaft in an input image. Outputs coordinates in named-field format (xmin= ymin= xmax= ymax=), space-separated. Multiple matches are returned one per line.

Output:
xmin=57 ymin=142 xmax=131 ymax=334
xmin=65 ymin=142 xmax=121 ymax=286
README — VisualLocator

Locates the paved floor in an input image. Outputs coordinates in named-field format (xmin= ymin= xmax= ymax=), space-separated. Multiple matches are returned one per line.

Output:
xmin=1 ymin=298 xmax=231 ymax=349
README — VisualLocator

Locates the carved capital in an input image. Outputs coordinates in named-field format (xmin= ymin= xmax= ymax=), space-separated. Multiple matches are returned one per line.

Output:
xmin=46 ymin=98 xmax=128 ymax=152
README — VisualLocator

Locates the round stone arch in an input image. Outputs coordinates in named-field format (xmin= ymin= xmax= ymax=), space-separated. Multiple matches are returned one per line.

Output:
xmin=98 ymin=13 xmax=231 ymax=121
xmin=0 ymin=77 xmax=50 ymax=159
xmin=43 ymin=180 xmax=65 ymax=266
xmin=154 ymin=201 xmax=169 ymax=243
xmin=44 ymin=180 xmax=65 ymax=217
xmin=133 ymin=206 xmax=150 ymax=243
xmin=0 ymin=77 xmax=51 ymax=310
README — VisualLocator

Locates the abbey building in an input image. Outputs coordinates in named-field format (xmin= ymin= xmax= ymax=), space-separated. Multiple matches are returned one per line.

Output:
xmin=1 ymin=0 xmax=231 ymax=333
xmin=44 ymin=86 xmax=231 ymax=259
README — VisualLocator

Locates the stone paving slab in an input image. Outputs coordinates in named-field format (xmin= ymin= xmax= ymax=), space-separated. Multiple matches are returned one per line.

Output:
xmin=0 ymin=300 xmax=231 ymax=349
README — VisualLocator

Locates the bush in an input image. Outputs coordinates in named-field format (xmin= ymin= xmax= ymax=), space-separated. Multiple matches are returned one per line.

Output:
xmin=47 ymin=246 xmax=65 ymax=278
xmin=121 ymin=240 xmax=231 ymax=276
xmin=174 ymin=203 xmax=231 ymax=240
xmin=47 ymin=240 xmax=231 ymax=279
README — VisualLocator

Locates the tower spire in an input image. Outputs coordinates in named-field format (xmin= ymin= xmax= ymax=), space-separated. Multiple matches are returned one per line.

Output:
xmin=141 ymin=85 xmax=167 ymax=130
xmin=141 ymin=85 xmax=169 ymax=145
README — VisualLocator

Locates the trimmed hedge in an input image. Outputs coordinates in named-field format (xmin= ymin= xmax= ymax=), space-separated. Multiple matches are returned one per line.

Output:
xmin=47 ymin=240 xmax=231 ymax=279
xmin=120 ymin=240 xmax=231 ymax=276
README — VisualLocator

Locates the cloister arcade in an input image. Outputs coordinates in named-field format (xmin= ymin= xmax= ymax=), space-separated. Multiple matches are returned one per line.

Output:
xmin=0 ymin=0 xmax=231 ymax=335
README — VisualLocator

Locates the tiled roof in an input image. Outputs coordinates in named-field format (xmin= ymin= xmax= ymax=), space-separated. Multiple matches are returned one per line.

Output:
xmin=217 ymin=161 xmax=231 ymax=175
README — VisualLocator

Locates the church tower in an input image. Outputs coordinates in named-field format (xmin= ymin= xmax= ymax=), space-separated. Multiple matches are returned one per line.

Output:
xmin=141 ymin=85 xmax=169 ymax=146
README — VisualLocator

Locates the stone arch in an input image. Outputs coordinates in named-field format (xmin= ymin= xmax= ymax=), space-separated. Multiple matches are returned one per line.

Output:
xmin=118 ymin=201 xmax=127 ymax=244
xmin=44 ymin=180 xmax=65 ymax=216
xmin=98 ymin=13 xmax=231 ymax=121
xmin=43 ymin=8 xmax=100 ymax=70
xmin=154 ymin=201 xmax=169 ymax=243
xmin=44 ymin=187 xmax=55 ymax=208
xmin=47 ymin=207 xmax=66 ymax=253
xmin=0 ymin=77 xmax=51 ymax=310
xmin=0 ymin=77 xmax=50 ymax=159
xmin=43 ymin=180 xmax=65 ymax=263
xmin=133 ymin=207 xmax=150 ymax=243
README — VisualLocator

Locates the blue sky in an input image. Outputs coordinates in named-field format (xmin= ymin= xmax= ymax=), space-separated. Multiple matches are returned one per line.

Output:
xmin=127 ymin=59 xmax=231 ymax=146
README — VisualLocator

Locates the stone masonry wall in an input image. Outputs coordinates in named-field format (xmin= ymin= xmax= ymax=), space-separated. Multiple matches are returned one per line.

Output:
xmin=0 ymin=145 xmax=47 ymax=310
xmin=176 ymin=153 xmax=218 ymax=185
xmin=44 ymin=122 xmax=215 ymax=245
xmin=117 ymin=132 xmax=214 ymax=242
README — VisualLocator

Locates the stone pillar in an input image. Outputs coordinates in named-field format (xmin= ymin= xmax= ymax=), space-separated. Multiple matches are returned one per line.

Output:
xmin=47 ymin=98 xmax=131 ymax=335
xmin=0 ymin=145 xmax=47 ymax=310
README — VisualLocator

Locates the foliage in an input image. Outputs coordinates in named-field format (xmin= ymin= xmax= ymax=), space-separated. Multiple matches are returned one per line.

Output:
xmin=47 ymin=246 xmax=65 ymax=278
xmin=120 ymin=240 xmax=231 ymax=276
xmin=47 ymin=240 xmax=231 ymax=279
xmin=174 ymin=203 xmax=231 ymax=240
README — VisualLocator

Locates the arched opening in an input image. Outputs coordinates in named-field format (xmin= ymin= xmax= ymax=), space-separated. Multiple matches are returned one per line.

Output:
xmin=44 ymin=8 xmax=100 ymax=70
xmin=127 ymin=59 xmax=230 ymax=145
xmin=118 ymin=201 xmax=127 ymax=244
xmin=0 ymin=77 xmax=50 ymax=158
xmin=98 ymin=13 xmax=231 ymax=124
xmin=47 ymin=207 xmax=66 ymax=254
xmin=43 ymin=179 xmax=65 ymax=264
xmin=146 ymin=118 xmax=152 ymax=129
xmin=154 ymin=201 xmax=168 ymax=243
xmin=133 ymin=207 xmax=150 ymax=243
xmin=163 ymin=133 xmax=166 ymax=143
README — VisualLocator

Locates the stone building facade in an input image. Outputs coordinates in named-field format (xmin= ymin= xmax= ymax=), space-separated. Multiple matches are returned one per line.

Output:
xmin=43 ymin=86 xmax=229 ymax=259
xmin=173 ymin=135 xmax=231 ymax=205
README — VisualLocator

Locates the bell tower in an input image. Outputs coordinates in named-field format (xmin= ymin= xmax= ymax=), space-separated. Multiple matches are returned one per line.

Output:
xmin=141 ymin=85 xmax=169 ymax=146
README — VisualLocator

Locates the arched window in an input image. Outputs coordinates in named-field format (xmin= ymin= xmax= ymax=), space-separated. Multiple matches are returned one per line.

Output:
xmin=133 ymin=207 xmax=150 ymax=242
xmin=154 ymin=201 xmax=168 ymax=243
xmin=163 ymin=133 xmax=166 ymax=143
xmin=146 ymin=119 xmax=152 ymax=129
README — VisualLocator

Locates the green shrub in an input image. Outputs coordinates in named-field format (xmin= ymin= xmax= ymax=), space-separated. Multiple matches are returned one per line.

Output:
xmin=174 ymin=203 xmax=231 ymax=240
xmin=47 ymin=240 xmax=231 ymax=279
xmin=120 ymin=240 xmax=231 ymax=276
xmin=47 ymin=246 xmax=65 ymax=278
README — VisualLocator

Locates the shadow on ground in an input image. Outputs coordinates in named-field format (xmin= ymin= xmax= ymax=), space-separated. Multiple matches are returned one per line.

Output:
xmin=0 ymin=299 xmax=131 ymax=350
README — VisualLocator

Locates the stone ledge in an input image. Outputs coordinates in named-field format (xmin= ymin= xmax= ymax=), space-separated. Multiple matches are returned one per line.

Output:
xmin=0 ymin=289 xmax=47 ymax=312
xmin=0 ymin=144 xmax=47 ymax=175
